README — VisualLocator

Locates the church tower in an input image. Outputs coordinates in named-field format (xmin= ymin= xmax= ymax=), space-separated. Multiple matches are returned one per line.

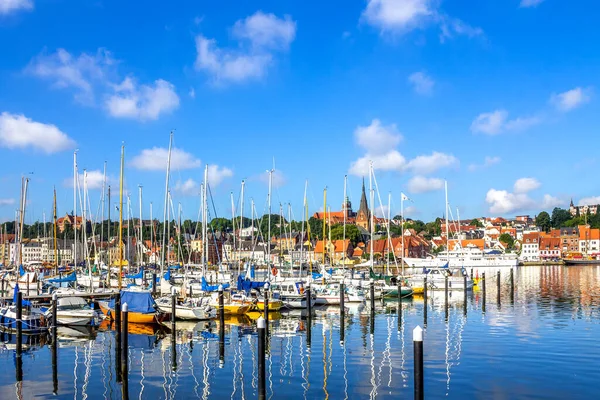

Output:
xmin=356 ymin=178 xmax=370 ymax=231
xmin=341 ymin=196 xmax=353 ymax=219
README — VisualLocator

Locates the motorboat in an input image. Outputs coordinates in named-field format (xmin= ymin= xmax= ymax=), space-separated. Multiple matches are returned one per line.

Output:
xmin=98 ymin=290 xmax=168 ymax=324
xmin=45 ymin=296 xmax=99 ymax=326
xmin=155 ymin=296 xmax=216 ymax=320
xmin=269 ymin=281 xmax=316 ymax=309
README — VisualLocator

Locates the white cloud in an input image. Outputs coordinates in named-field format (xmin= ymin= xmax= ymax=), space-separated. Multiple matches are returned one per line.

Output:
xmin=407 ymin=176 xmax=444 ymax=193
xmin=361 ymin=0 xmax=482 ymax=41
xmin=349 ymin=150 xmax=406 ymax=176
xmin=207 ymin=165 xmax=234 ymax=187
xmin=468 ymin=156 xmax=501 ymax=171
xmin=106 ymin=78 xmax=179 ymax=121
xmin=63 ymin=169 xmax=111 ymax=190
xmin=578 ymin=196 xmax=600 ymax=206
xmin=195 ymin=11 xmax=296 ymax=83
xmin=26 ymin=48 xmax=114 ymax=104
xmin=408 ymin=72 xmax=434 ymax=95
xmin=189 ymin=87 xmax=196 ymax=99
xmin=519 ymin=0 xmax=545 ymax=8
xmin=513 ymin=177 xmax=540 ymax=194
xmin=542 ymin=194 xmax=563 ymax=209
xmin=486 ymin=189 xmax=535 ymax=214
xmin=374 ymin=204 xmax=390 ymax=218
xmin=0 ymin=0 xmax=33 ymax=15
xmin=486 ymin=178 xmax=560 ymax=214
xmin=259 ymin=169 xmax=286 ymax=188
xmin=130 ymin=147 xmax=201 ymax=171
xmin=174 ymin=178 xmax=199 ymax=196
xmin=0 ymin=112 xmax=75 ymax=153
xmin=471 ymin=109 xmax=541 ymax=135
xmin=349 ymin=119 xmax=458 ymax=177
xmin=354 ymin=119 xmax=402 ymax=155
xmin=28 ymin=48 xmax=179 ymax=120
xmin=405 ymin=151 xmax=457 ymax=175
xmin=404 ymin=205 xmax=418 ymax=217
xmin=550 ymin=87 xmax=591 ymax=112
xmin=361 ymin=0 xmax=433 ymax=33
xmin=439 ymin=17 xmax=484 ymax=42
xmin=0 ymin=198 xmax=15 ymax=206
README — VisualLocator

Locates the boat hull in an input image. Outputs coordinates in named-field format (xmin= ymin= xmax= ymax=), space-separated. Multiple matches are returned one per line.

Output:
xmin=98 ymin=301 xmax=166 ymax=324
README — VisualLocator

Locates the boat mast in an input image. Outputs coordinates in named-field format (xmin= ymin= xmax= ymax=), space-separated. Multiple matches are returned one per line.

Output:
xmin=127 ymin=195 xmax=131 ymax=271
xmin=150 ymin=202 xmax=154 ymax=265
xmin=100 ymin=162 xmax=106 ymax=267
xmin=386 ymin=191 xmax=391 ymax=276
xmin=138 ymin=185 xmax=143 ymax=266
xmin=322 ymin=187 xmax=327 ymax=265
xmin=83 ymin=170 xmax=92 ymax=292
xmin=230 ymin=191 xmax=237 ymax=272
xmin=107 ymin=185 xmax=111 ymax=269
xmin=73 ymin=151 xmax=78 ymax=268
xmin=401 ymin=192 xmax=405 ymax=276
xmin=19 ymin=176 xmax=30 ymax=266
xmin=118 ymin=143 xmax=125 ymax=290
xmin=445 ymin=180 xmax=449 ymax=260
xmin=161 ymin=132 xmax=173 ymax=278
xmin=369 ymin=162 xmax=374 ymax=269
xmin=203 ymin=166 xmax=208 ymax=275
xmin=300 ymin=180 xmax=307 ymax=277
xmin=240 ymin=180 xmax=245 ymax=272
xmin=250 ymin=197 xmax=255 ymax=265
xmin=342 ymin=175 xmax=347 ymax=272
xmin=53 ymin=187 xmax=58 ymax=274
xmin=267 ymin=169 xmax=272 ymax=274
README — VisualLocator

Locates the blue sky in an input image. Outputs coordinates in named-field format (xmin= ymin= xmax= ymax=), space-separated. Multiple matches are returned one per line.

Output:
xmin=0 ymin=0 xmax=599 ymax=225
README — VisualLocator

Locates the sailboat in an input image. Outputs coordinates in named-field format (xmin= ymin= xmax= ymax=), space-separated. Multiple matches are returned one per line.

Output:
xmin=0 ymin=285 xmax=47 ymax=334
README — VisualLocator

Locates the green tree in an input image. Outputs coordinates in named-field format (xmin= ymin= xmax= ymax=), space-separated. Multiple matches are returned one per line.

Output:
xmin=307 ymin=217 xmax=323 ymax=240
xmin=535 ymin=211 xmax=551 ymax=232
xmin=470 ymin=218 xmax=483 ymax=228
xmin=499 ymin=233 xmax=515 ymax=250
xmin=551 ymin=207 xmax=572 ymax=228
xmin=210 ymin=217 xmax=233 ymax=233
xmin=330 ymin=224 xmax=362 ymax=246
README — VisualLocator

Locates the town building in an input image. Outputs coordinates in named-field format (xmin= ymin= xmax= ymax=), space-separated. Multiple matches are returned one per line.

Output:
xmin=539 ymin=237 xmax=561 ymax=259
xmin=560 ymin=227 xmax=579 ymax=254
xmin=578 ymin=226 xmax=600 ymax=255
xmin=521 ymin=232 xmax=540 ymax=261
xmin=56 ymin=214 xmax=83 ymax=233
xmin=570 ymin=199 xmax=599 ymax=217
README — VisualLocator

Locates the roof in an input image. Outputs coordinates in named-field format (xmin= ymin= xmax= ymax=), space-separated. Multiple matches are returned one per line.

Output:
xmin=539 ymin=237 xmax=561 ymax=249
xmin=314 ymin=239 xmax=351 ymax=254
xmin=448 ymin=239 xmax=485 ymax=251
xmin=522 ymin=232 xmax=540 ymax=243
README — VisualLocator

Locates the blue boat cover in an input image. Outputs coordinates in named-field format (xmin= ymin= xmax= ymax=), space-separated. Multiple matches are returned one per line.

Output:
xmin=237 ymin=275 xmax=266 ymax=291
xmin=19 ymin=265 xmax=25 ymax=277
xmin=126 ymin=267 xmax=144 ymax=279
xmin=312 ymin=272 xmax=323 ymax=280
xmin=12 ymin=284 xmax=31 ymax=307
xmin=108 ymin=291 xmax=157 ymax=314
xmin=201 ymin=277 xmax=230 ymax=292
xmin=46 ymin=271 xmax=76 ymax=283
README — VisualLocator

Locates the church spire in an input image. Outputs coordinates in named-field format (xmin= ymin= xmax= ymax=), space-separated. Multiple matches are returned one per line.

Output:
xmin=357 ymin=177 xmax=370 ymax=230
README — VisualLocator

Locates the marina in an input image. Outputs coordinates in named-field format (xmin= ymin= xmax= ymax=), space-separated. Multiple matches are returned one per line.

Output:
xmin=1 ymin=264 xmax=599 ymax=399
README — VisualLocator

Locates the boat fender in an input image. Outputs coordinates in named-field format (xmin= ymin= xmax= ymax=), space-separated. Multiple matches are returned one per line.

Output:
xmin=299 ymin=287 xmax=304 ymax=294
xmin=272 ymin=267 xmax=278 ymax=276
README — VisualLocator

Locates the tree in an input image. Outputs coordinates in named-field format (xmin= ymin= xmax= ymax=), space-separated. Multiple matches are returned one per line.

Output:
xmin=535 ymin=211 xmax=551 ymax=232
xmin=470 ymin=218 xmax=483 ymax=228
xmin=551 ymin=207 xmax=571 ymax=228
xmin=330 ymin=224 xmax=362 ymax=246
xmin=499 ymin=233 xmax=514 ymax=250
xmin=210 ymin=218 xmax=233 ymax=233
xmin=307 ymin=217 xmax=323 ymax=240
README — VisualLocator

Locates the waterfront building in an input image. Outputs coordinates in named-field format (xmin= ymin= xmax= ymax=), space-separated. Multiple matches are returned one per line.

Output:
xmin=520 ymin=232 xmax=540 ymax=261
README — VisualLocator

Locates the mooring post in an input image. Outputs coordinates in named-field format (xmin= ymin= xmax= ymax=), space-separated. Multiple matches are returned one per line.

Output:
xmin=115 ymin=293 xmax=122 ymax=382
xmin=171 ymin=288 xmax=177 ymax=332
xmin=470 ymin=268 xmax=474 ymax=280
xmin=370 ymin=278 xmax=375 ymax=312
xmin=463 ymin=274 xmax=467 ymax=316
xmin=51 ymin=292 xmax=58 ymax=394
xmin=257 ymin=317 xmax=266 ymax=400
xmin=510 ymin=268 xmax=514 ymax=304
xmin=413 ymin=325 xmax=424 ymax=400
xmin=152 ymin=273 xmax=157 ymax=296
xmin=16 ymin=291 xmax=23 ymax=382
xmin=27 ymin=273 xmax=30 ymax=297
xmin=306 ymin=282 xmax=312 ymax=347
xmin=264 ymin=282 xmax=270 ymax=338
xmin=121 ymin=302 xmax=129 ymax=395
xmin=423 ymin=278 xmax=428 ymax=327
xmin=497 ymin=270 xmax=501 ymax=307
xmin=482 ymin=272 xmax=486 ymax=313
xmin=397 ymin=281 xmax=403 ymax=329
xmin=444 ymin=275 xmax=449 ymax=309
xmin=340 ymin=279 xmax=346 ymax=343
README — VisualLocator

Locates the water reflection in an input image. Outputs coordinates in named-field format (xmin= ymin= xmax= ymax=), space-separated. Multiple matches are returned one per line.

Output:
xmin=1 ymin=266 xmax=600 ymax=398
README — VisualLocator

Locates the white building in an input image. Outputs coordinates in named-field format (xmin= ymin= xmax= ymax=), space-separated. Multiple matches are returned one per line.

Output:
xmin=520 ymin=232 xmax=540 ymax=261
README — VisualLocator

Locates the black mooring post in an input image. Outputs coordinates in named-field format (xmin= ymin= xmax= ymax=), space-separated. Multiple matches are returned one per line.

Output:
xmin=16 ymin=291 xmax=23 ymax=382
xmin=463 ymin=274 xmax=467 ymax=316
xmin=482 ymin=272 xmax=486 ymax=313
xmin=219 ymin=284 xmax=225 ymax=365
xmin=52 ymin=293 xmax=58 ymax=394
xmin=497 ymin=270 xmax=501 ymax=307
xmin=258 ymin=317 xmax=266 ymax=400
xmin=510 ymin=268 xmax=515 ymax=304
xmin=413 ymin=325 xmax=424 ymax=400
xmin=115 ymin=293 xmax=122 ymax=383
xmin=121 ymin=302 xmax=129 ymax=399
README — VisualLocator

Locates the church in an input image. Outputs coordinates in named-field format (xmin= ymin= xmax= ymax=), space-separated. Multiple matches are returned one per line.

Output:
xmin=312 ymin=179 xmax=371 ymax=231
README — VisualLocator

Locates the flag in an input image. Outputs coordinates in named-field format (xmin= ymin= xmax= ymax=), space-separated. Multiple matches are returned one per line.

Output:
xmin=401 ymin=193 xmax=411 ymax=202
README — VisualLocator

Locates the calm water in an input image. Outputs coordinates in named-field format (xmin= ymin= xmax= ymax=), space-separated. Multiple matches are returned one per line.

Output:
xmin=2 ymin=265 xmax=600 ymax=399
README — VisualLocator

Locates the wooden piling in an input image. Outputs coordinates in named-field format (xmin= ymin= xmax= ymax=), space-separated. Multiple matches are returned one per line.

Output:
xmin=413 ymin=326 xmax=424 ymax=400
xmin=258 ymin=317 xmax=266 ymax=400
